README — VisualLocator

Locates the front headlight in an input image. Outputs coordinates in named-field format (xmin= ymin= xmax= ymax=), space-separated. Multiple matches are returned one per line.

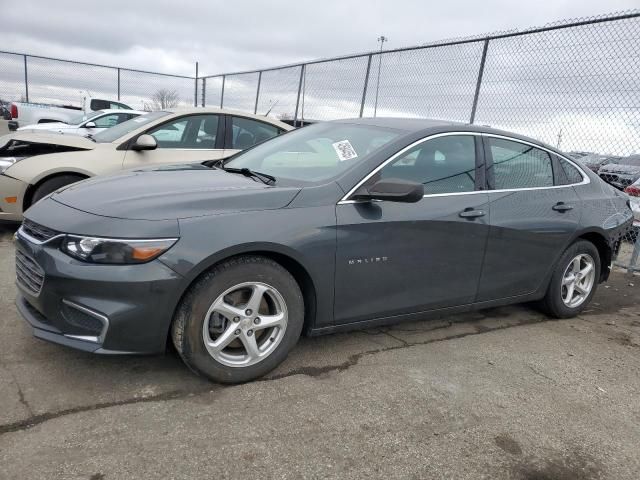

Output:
xmin=61 ymin=235 xmax=178 ymax=264
xmin=0 ymin=157 xmax=24 ymax=174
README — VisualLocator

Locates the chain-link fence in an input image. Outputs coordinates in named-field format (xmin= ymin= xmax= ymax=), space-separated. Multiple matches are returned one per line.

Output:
xmin=0 ymin=11 xmax=638 ymax=272
xmin=0 ymin=52 xmax=196 ymax=110
xmin=199 ymin=10 xmax=640 ymax=273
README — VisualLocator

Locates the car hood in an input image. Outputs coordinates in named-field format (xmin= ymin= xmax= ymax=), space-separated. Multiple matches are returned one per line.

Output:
xmin=51 ymin=164 xmax=302 ymax=220
xmin=0 ymin=132 xmax=96 ymax=150
xmin=18 ymin=122 xmax=72 ymax=131
xmin=599 ymin=164 xmax=640 ymax=175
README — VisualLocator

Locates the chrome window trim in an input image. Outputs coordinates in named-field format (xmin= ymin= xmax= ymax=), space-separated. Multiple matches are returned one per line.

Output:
xmin=482 ymin=133 xmax=590 ymax=189
xmin=338 ymin=132 xmax=482 ymax=204
xmin=337 ymin=131 xmax=590 ymax=205
xmin=62 ymin=299 xmax=110 ymax=345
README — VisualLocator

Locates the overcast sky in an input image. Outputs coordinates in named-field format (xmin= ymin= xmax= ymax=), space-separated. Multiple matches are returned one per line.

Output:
xmin=4 ymin=0 xmax=639 ymax=76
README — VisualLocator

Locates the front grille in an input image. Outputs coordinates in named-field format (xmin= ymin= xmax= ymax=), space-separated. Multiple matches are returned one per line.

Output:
xmin=21 ymin=219 xmax=59 ymax=242
xmin=15 ymin=250 xmax=45 ymax=295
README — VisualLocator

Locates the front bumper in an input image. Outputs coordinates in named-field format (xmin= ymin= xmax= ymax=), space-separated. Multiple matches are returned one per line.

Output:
xmin=14 ymin=228 xmax=184 ymax=354
xmin=0 ymin=174 xmax=27 ymax=221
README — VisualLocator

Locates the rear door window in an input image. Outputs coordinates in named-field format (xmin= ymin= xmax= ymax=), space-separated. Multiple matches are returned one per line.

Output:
xmin=488 ymin=138 xmax=554 ymax=189
xmin=230 ymin=116 xmax=282 ymax=149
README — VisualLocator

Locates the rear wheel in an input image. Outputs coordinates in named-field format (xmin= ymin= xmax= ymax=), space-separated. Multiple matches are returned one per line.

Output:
xmin=541 ymin=240 xmax=600 ymax=318
xmin=30 ymin=174 xmax=87 ymax=207
xmin=172 ymin=256 xmax=304 ymax=383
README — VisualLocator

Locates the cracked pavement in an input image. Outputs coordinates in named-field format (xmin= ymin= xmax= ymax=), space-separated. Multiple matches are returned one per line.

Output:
xmin=1 ymin=225 xmax=639 ymax=479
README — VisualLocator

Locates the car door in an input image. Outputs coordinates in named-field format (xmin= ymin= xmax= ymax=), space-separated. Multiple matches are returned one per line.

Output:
xmin=476 ymin=135 xmax=581 ymax=301
xmin=223 ymin=115 xmax=285 ymax=157
xmin=122 ymin=114 xmax=225 ymax=168
xmin=334 ymin=133 xmax=490 ymax=325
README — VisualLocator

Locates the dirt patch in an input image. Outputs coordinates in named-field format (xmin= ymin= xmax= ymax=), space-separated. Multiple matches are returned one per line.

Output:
xmin=495 ymin=433 xmax=523 ymax=455
xmin=512 ymin=450 xmax=603 ymax=480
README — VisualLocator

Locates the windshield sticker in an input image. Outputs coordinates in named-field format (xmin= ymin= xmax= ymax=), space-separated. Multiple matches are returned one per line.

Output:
xmin=332 ymin=140 xmax=358 ymax=161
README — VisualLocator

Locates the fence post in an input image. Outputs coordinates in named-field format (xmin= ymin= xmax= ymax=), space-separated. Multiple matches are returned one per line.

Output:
xmin=201 ymin=77 xmax=206 ymax=107
xmin=117 ymin=68 xmax=121 ymax=101
xmin=470 ymin=38 xmax=490 ymax=124
xmin=293 ymin=64 xmax=306 ymax=127
xmin=194 ymin=62 xmax=198 ymax=107
xmin=254 ymin=71 xmax=262 ymax=115
xmin=359 ymin=54 xmax=373 ymax=117
xmin=23 ymin=55 xmax=29 ymax=102
xmin=220 ymin=75 xmax=225 ymax=108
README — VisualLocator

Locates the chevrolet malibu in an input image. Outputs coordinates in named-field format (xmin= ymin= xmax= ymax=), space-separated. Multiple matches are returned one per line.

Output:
xmin=15 ymin=119 xmax=632 ymax=383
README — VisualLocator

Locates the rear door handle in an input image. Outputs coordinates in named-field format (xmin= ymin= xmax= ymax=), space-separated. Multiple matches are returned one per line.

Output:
xmin=459 ymin=208 xmax=486 ymax=219
xmin=552 ymin=202 xmax=574 ymax=212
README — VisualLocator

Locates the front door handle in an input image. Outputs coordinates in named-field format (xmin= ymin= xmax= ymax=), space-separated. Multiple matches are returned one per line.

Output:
xmin=552 ymin=202 xmax=574 ymax=212
xmin=459 ymin=208 xmax=486 ymax=219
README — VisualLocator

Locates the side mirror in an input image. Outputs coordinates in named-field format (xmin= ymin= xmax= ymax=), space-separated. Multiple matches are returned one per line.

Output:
xmin=84 ymin=121 xmax=96 ymax=128
xmin=353 ymin=178 xmax=424 ymax=203
xmin=131 ymin=134 xmax=158 ymax=151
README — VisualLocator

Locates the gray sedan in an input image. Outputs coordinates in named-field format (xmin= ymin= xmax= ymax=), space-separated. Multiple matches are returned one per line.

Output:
xmin=15 ymin=119 xmax=633 ymax=383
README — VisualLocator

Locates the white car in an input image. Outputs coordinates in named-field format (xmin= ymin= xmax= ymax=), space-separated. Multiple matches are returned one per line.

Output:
xmin=17 ymin=109 xmax=145 ymax=137
xmin=8 ymin=97 xmax=133 ymax=131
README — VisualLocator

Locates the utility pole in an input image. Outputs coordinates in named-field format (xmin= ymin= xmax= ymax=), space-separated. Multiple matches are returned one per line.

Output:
xmin=373 ymin=35 xmax=388 ymax=118
xmin=556 ymin=128 xmax=563 ymax=149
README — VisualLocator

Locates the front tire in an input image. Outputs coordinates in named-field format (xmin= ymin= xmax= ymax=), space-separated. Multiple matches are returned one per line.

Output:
xmin=30 ymin=174 xmax=86 ymax=206
xmin=541 ymin=240 xmax=600 ymax=318
xmin=172 ymin=256 xmax=304 ymax=383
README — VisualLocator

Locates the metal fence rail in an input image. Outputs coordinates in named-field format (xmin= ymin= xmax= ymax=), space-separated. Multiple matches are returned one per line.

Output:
xmin=200 ymin=10 xmax=640 ymax=159
xmin=0 ymin=51 xmax=197 ymax=109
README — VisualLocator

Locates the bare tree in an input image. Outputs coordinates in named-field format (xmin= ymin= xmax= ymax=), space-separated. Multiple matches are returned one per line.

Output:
xmin=148 ymin=89 xmax=180 ymax=110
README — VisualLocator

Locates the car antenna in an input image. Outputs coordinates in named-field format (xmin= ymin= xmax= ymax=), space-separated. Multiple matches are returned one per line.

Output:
xmin=264 ymin=99 xmax=279 ymax=117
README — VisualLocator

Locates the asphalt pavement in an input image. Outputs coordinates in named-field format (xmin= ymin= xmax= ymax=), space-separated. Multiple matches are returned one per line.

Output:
xmin=0 ymin=223 xmax=639 ymax=479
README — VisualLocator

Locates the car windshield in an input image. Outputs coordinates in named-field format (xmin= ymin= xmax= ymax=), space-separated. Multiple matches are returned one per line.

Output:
xmin=68 ymin=110 xmax=104 ymax=126
xmin=92 ymin=111 xmax=170 ymax=143
xmin=224 ymin=122 xmax=401 ymax=183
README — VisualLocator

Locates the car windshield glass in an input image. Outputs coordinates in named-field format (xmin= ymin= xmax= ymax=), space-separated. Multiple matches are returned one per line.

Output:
xmin=224 ymin=122 xmax=401 ymax=183
xmin=92 ymin=111 xmax=169 ymax=143
xmin=68 ymin=110 xmax=104 ymax=126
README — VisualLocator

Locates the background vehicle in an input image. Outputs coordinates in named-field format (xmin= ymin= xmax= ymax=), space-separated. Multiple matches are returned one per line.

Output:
xmin=0 ymin=108 xmax=292 ymax=220
xmin=624 ymin=178 xmax=640 ymax=240
xmin=598 ymin=154 xmax=640 ymax=189
xmin=17 ymin=109 xmax=145 ymax=136
xmin=14 ymin=119 xmax=633 ymax=383
xmin=8 ymin=97 xmax=133 ymax=131
xmin=576 ymin=153 xmax=621 ymax=173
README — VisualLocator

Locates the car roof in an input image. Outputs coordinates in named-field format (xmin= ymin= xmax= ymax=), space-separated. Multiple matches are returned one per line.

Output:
xmin=97 ymin=109 xmax=147 ymax=115
xmin=162 ymin=107 xmax=293 ymax=130
xmin=332 ymin=117 xmax=563 ymax=156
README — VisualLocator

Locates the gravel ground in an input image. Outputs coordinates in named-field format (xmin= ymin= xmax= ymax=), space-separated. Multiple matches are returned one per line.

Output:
xmin=0 ymin=223 xmax=639 ymax=479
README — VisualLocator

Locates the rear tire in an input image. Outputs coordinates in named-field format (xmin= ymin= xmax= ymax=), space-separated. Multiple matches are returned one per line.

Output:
xmin=541 ymin=240 xmax=600 ymax=318
xmin=172 ymin=256 xmax=304 ymax=383
xmin=30 ymin=174 xmax=86 ymax=206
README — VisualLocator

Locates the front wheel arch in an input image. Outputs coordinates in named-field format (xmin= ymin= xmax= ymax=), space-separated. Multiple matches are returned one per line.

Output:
xmin=23 ymin=172 xmax=89 ymax=210
xmin=166 ymin=249 xmax=318 ymax=350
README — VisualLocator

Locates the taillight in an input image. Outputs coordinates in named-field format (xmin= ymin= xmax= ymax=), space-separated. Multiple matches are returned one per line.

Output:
xmin=624 ymin=185 xmax=640 ymax=197
xmin=10 ymin=103 xmax=17 ymax=119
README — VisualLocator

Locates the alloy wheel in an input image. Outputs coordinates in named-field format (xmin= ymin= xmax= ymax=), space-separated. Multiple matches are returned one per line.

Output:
xmin=202 ymin=282 xmax=288 ymax=367
xmin=561 ymin=253 xmax=596 ymax=308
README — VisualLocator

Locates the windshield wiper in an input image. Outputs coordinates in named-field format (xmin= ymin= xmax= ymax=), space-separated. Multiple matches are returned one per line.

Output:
xmin=220 ymin=166 xmax=276 ymax=185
